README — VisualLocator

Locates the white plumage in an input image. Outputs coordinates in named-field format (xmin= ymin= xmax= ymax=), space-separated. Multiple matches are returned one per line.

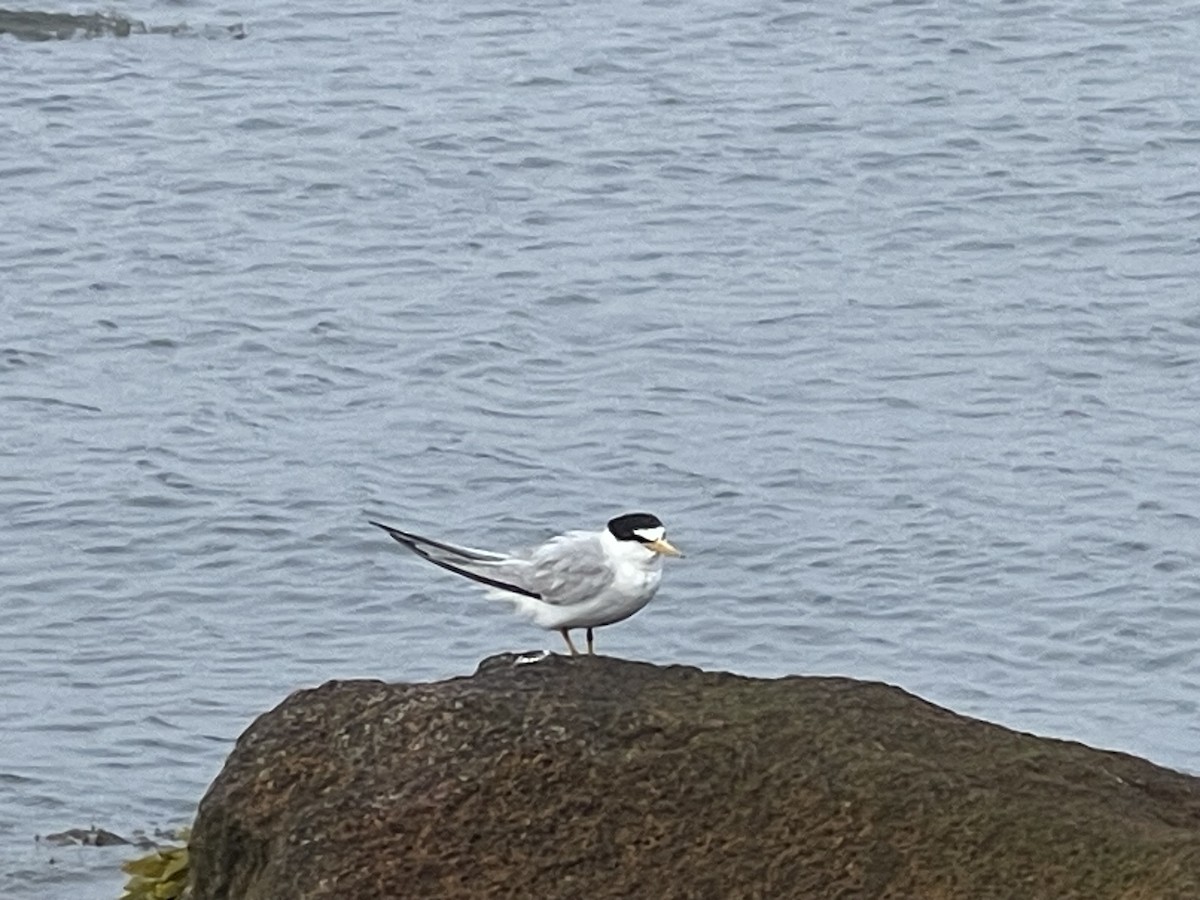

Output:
xmin=370 ymin=512 xmax=681 ymax=656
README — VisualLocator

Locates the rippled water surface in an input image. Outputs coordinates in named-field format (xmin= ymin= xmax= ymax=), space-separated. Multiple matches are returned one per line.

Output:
xmin=4 ymin=0 xmax=1200 ymax=895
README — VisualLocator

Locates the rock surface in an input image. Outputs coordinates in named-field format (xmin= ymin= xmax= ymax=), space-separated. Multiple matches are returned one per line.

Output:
xmin=190 ymin=653 xmax=1200 ymax=899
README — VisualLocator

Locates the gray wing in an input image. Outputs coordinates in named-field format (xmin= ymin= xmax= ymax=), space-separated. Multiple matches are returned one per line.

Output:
xmin=524 ymin=531 xmax=616 ymax=606
xmin=369 ymin=520 xmax=541 ymax=599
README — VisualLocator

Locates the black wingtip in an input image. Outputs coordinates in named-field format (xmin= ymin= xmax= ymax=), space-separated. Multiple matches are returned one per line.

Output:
xmin=368 ymin=520 xmax=414 ymax=546
xmin=368 ymin=518 xmax=542 ymax=601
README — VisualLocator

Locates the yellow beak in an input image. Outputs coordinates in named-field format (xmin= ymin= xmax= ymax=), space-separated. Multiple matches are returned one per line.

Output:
xmin=647 ymin=537 xmax=683 ymax=557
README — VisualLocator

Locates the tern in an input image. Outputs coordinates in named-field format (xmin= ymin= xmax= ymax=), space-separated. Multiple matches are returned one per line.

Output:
xmin=369 ymin=512 xmax=682 ymax=656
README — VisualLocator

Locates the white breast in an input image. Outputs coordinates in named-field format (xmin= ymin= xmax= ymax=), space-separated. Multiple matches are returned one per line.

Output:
xmin=529 ymin=534 xmax=664 ymax=630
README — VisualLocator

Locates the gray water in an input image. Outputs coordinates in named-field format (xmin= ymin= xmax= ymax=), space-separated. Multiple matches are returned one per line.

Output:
xmin=4 ymin=0 xmax=1200 ymax=895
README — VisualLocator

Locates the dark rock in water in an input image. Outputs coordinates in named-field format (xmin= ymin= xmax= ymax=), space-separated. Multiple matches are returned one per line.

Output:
xmin=190 ymin=653 xmax=1200 ymax=899
xmin=41 ymin=826 xmax=130 ymax=846
xmin=0 ymin=8 xmax=244 ymax=40
xmin=0 ymin=9 xmax=145 ymax=39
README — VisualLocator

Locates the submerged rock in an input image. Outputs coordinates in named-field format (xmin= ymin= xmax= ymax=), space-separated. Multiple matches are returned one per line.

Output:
xmin=190 ymin=653 xmax=1200 ymax=899
xmin=0 ymin=8 xmax=244 ymax=41
xmin=40 ymin=826 xmax=130 ymax=846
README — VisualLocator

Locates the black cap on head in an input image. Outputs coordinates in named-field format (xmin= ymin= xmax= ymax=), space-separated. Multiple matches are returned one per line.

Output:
xmin=607 ymin=512 xmax=664 ymax=542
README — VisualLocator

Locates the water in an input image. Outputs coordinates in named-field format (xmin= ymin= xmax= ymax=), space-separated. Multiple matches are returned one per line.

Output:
xmin=4 ymin=0 xmax=1200 ymax=894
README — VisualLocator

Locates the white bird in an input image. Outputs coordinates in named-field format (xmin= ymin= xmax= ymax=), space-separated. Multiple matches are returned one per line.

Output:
xmin=369 ymin=512 xmax=682 ymax=656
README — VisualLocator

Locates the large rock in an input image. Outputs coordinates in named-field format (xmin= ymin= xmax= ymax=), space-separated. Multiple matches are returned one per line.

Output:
xmin=190 ymin=653 xmax=1200 ymax=899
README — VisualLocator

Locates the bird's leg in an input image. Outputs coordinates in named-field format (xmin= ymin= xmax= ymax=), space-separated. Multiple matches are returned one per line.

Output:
xmin=560 ymin=629 xmax=580 ymax=656
xmin=586 ymin=627 xmax=595 ymax=655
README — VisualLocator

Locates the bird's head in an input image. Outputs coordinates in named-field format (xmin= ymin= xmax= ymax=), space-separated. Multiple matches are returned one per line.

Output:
xmin=607 ymin=512 xmax=682 ymax=557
